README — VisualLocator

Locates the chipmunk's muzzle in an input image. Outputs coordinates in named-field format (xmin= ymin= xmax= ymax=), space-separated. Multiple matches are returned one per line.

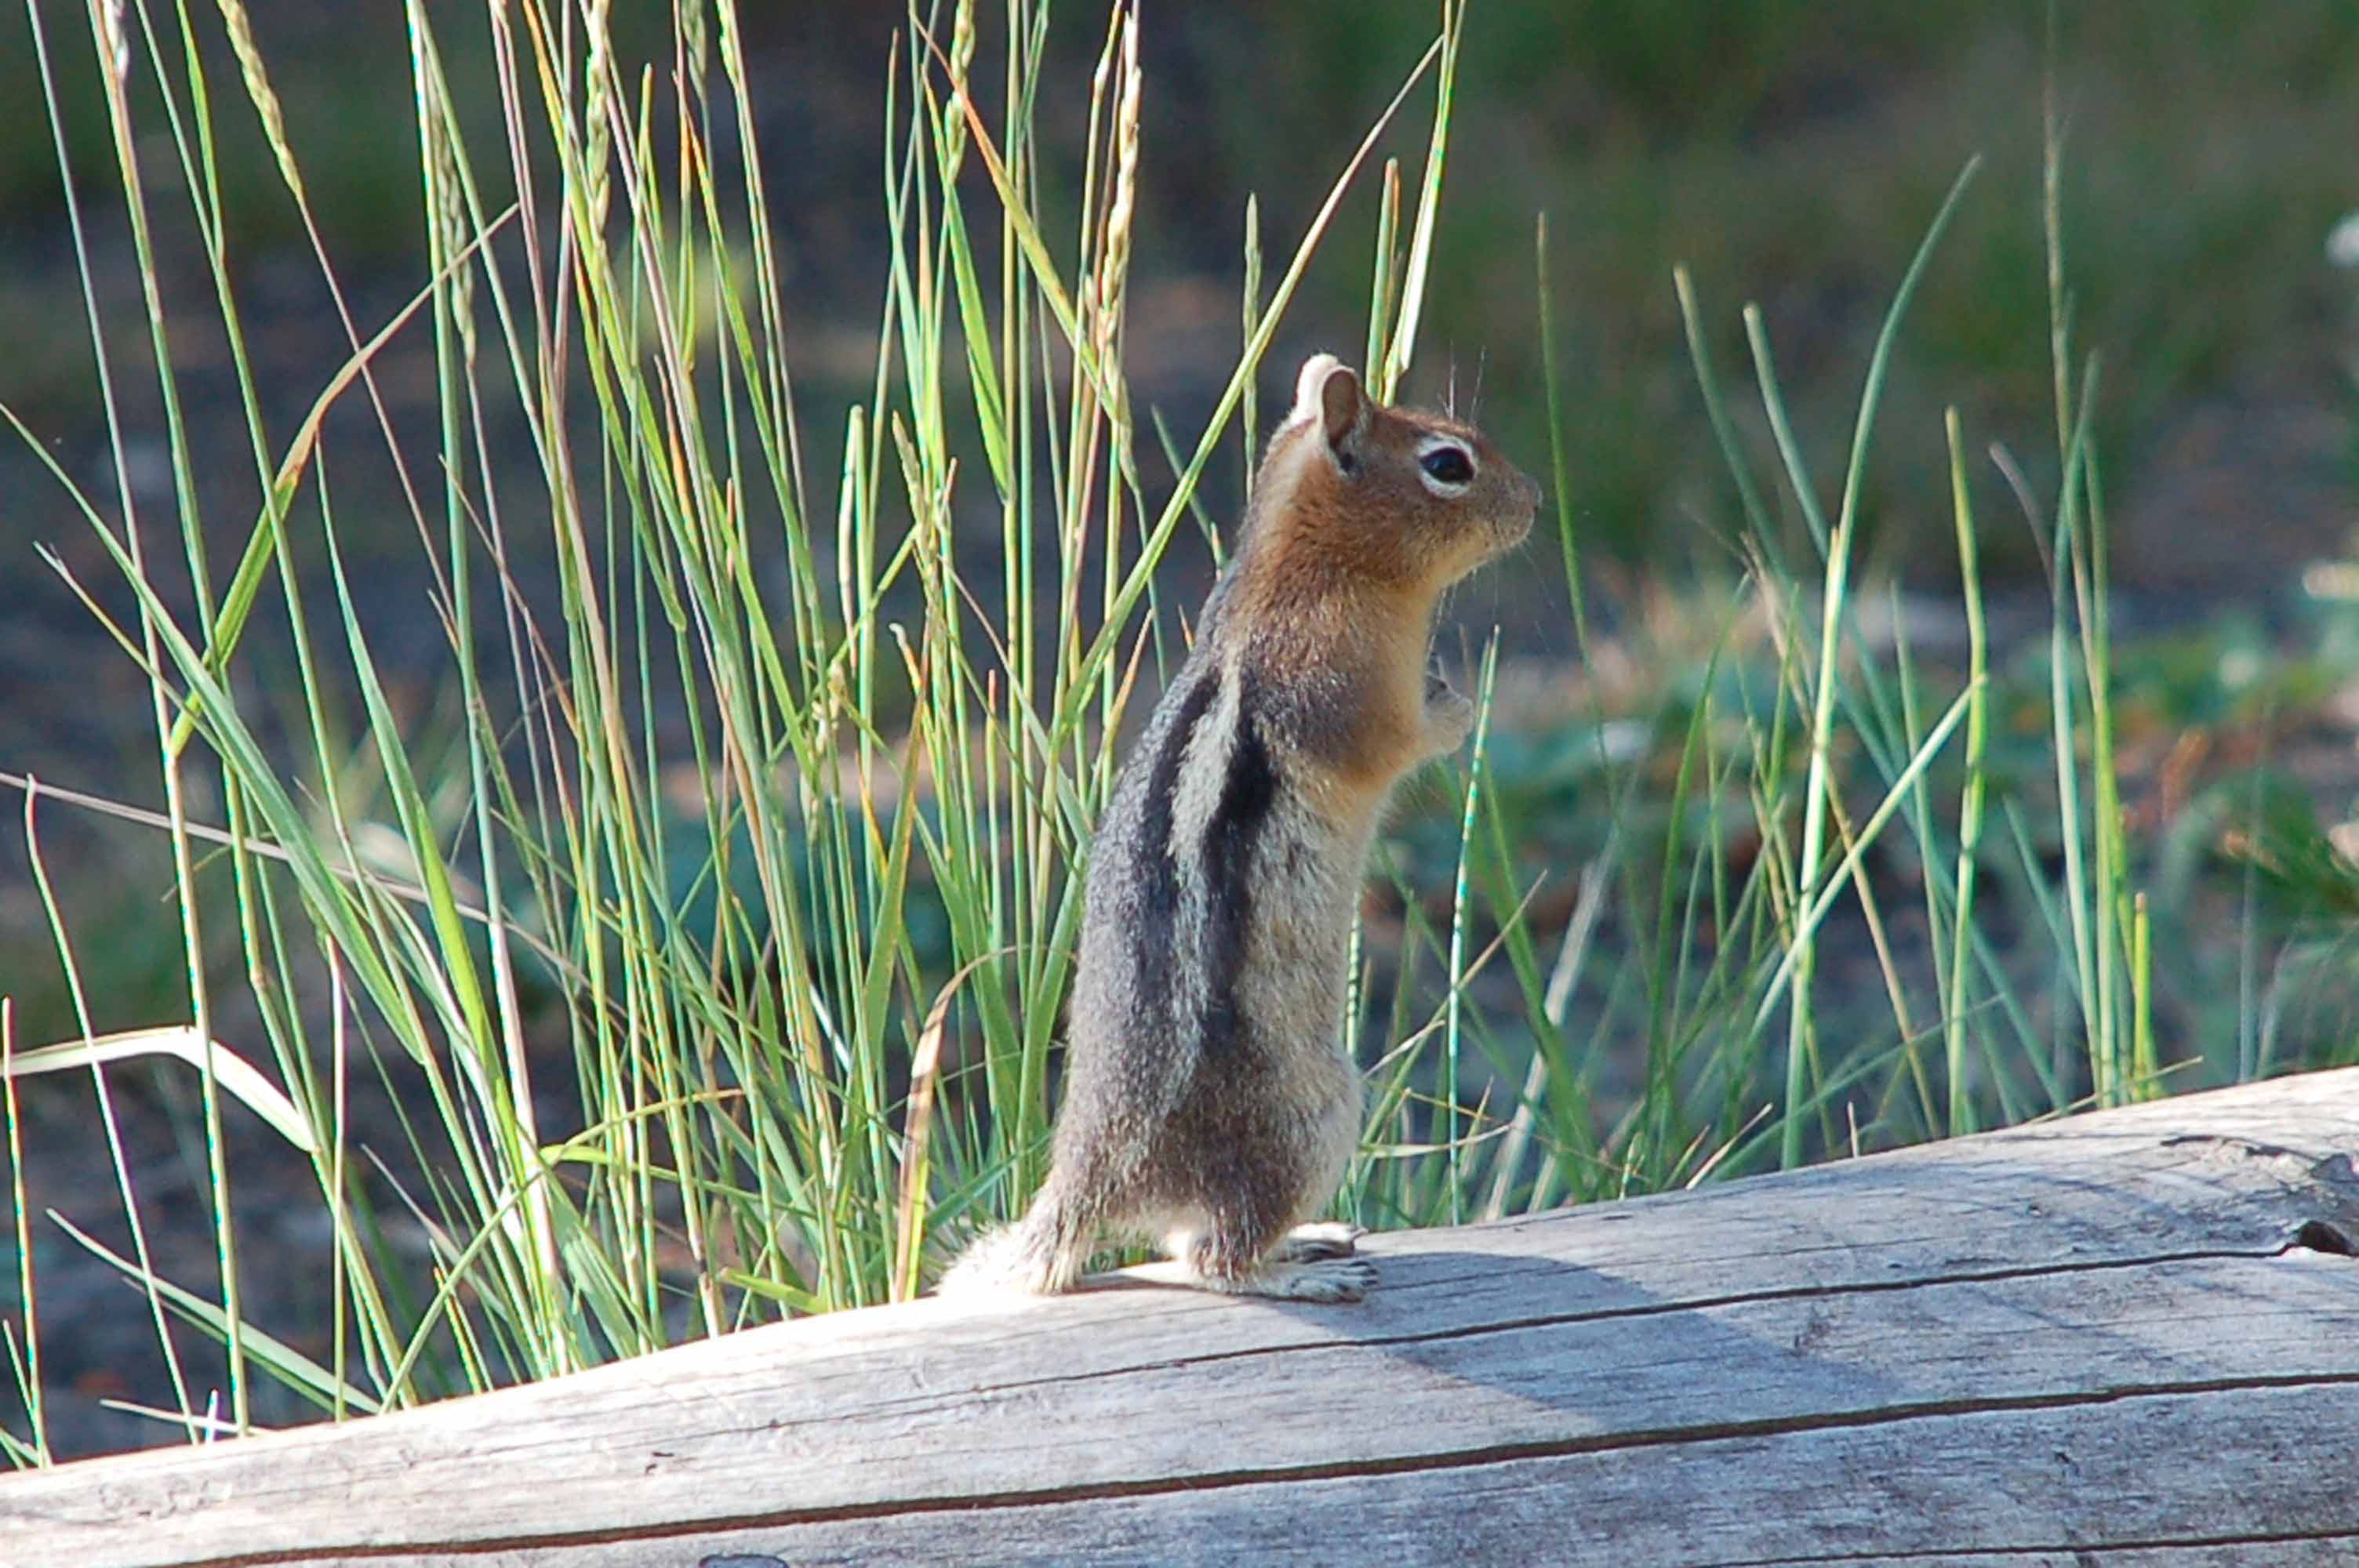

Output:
xmin=1488 ymin=469 xmax=1541 ymax=557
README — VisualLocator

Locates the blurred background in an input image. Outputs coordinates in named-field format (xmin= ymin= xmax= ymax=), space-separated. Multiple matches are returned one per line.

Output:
xmin=3 ymin=0 xmax=2357 ymax=1458
xmin=7 ymin=3 xmax=2358 ymax=773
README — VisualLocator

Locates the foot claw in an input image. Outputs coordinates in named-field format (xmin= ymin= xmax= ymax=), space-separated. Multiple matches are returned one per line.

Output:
xmin=1264 ymin=1256 xmax=1376 ymax=1303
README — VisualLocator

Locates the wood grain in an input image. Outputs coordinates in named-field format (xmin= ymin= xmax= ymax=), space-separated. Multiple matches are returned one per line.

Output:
xmin=7 ymin=1068 xmax=2355 ymax=1568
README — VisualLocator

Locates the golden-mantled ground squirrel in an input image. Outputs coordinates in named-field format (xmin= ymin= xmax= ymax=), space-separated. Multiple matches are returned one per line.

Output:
xmin=946 ymin=352 xmax=1539 ymax=1303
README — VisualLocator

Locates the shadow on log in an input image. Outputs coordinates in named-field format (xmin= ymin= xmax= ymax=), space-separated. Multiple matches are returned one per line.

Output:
xmin=7 ymin=1069 xmax=2358 ymax=1566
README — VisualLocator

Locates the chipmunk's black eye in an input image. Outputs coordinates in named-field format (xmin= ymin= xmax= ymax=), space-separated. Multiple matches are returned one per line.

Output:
xmin=1419 ymin=445 xmax=1474 ymax=487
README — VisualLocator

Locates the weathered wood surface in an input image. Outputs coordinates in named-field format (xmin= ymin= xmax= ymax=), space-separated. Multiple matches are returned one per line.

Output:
xmin=7 ymin=1069 xmax=2356 ymax=1567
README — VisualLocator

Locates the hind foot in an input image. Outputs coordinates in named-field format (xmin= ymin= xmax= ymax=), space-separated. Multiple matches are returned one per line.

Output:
xmin=1270 ymin=1221 xmax=1364 ymax=1262
xmin=1129 ymin=1250 xmax=1378 ymax=1303
xmin=1231 ymin=1255 xmax=1378 ymax=1302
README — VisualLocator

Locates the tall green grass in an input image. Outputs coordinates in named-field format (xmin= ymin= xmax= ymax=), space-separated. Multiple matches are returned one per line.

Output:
xmin=0 ymin=0 xmax=2219 ymax=1464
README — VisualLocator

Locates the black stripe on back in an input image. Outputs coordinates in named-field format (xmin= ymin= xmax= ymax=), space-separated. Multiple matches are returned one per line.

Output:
xmin=1106 ymin=664 xmax=1222 ymax=1069
xmin=1134 ymin=667 xmax=1219 ymax=933
xmin=1195 ymin=673 xmax=1278 ymax=1058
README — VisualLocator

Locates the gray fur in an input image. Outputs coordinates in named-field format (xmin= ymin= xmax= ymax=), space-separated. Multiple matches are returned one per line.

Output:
xmin=944 ymin=624 xmax=1369 ymax=1301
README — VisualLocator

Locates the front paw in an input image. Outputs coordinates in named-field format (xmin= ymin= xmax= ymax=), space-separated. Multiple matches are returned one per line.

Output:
xmin=1423 ymin=674 xmax=1474 ymax=754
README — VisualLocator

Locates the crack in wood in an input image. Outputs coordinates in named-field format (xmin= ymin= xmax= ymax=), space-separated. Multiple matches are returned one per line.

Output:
xmin=419 ymin=1230 xmax=2358 ymax=1462
xmin=141 ymin=1372 xmax=2359 ymax=1566
xmin=451 ymin=1235 xmax=2341 ymax=1459
xmin=2293 ymin=1218 xmax=2357 ymax=1257
xmin=873 ymin=1234 xmax=2355 ymax=1414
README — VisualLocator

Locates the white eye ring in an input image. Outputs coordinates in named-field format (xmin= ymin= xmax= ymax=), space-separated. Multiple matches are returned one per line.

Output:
xmin=1416 ymin=438 xmax=1478 ymax=496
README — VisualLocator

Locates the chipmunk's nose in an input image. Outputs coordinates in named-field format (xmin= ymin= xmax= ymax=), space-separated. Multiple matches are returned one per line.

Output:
xmin=1514 ymin=470 xmax=1542 ymax=511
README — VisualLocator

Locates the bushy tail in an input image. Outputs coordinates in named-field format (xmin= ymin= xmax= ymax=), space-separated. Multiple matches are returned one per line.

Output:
xmin=936 ymin=1182 xmax=1095 ymax=1298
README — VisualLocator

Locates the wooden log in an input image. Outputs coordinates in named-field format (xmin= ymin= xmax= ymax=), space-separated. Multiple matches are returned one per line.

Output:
xmin=6 ymin=1069 xmax=2355 ymax=1567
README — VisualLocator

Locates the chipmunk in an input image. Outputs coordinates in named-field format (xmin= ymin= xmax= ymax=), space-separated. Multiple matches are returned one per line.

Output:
xmin=944 ymin=352 xmax=1539 ymax=1304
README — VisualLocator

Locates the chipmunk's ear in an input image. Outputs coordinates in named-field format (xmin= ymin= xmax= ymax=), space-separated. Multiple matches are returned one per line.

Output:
xmin=1291 ymin=354 xmax=1366 ymax=473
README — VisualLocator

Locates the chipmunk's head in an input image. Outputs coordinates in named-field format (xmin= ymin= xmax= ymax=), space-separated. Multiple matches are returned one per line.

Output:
xmin=1259 ymin=353 xmax=1539 ymax=592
